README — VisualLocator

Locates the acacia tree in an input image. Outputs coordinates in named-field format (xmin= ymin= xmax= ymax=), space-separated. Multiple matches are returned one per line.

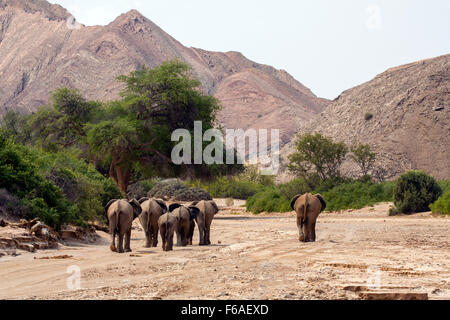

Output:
xmin=288 ymin=133 xmax=348 ymax=182
xmin=87 ymin=60 xmax=224 ymax=193
xmin=350 ymin=143 xmax=376 ymax=177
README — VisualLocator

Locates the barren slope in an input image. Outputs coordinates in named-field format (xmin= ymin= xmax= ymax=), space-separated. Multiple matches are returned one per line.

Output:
xmin=0 ymin=0 xmax=327 ymax=144
xmin=281 ymin=54 xmax=450 ymax=180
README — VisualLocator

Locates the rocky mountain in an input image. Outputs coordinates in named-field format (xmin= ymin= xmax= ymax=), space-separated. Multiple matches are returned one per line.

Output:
xmin=0 ymin=0 xmax=328 ymax=146
xmin=281 ymin=54 xmax=450 ymax=180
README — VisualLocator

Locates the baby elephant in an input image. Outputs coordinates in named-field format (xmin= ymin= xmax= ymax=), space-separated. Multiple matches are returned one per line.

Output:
xmin=191 ymin=200 xmax=219 ymax=245
xmin=158 ymin=203 xmax=200 ymax=251
xmin=105 ymin=199 xmax=142 ymax=253
xmin=291 ymin=193 xmax=326 ymax=242
xmin=138 ymin=198 xmax=167 ymax=247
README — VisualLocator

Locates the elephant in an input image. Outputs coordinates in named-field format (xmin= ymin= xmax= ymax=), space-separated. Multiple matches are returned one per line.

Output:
xmin=158 ymin=211 xmax=178 ymax=252
xmin=291 ymin=193 xmax=326 ymax=242
xmin=168 ymin=203 xmax=200 ymax=247
xmin=105 ymin=199 xmax=142 ymax=253
xmin=138 ymin=198 xmax=167 ymax=247
xmin=191 ymin=200 xmax=219 ymax=245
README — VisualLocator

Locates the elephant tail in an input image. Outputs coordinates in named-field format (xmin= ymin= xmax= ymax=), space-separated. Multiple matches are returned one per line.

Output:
xmin=302 ymin=193 xmax=309 ymax=223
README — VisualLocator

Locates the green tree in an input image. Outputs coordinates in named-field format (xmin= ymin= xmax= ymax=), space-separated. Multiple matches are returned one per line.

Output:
xmin=392 ymin=171 xmax=442 ymax=214
xmin=350 ymin=143 xmax=376 ymax=177
xmin=288 ymin=133 xmax=348 ymax=182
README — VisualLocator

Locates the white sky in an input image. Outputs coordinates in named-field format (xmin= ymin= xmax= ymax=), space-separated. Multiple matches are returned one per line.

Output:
xmin=50 ymin=0 xmax=450 ymax=99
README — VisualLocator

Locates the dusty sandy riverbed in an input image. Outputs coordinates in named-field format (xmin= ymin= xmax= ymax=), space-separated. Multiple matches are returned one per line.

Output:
xmin=0 ymin=203 xmax=449 ymax=300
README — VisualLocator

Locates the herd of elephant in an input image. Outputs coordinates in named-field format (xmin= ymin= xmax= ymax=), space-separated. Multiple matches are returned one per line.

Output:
xmin=104 ymin=193 xmax=327 ymax=253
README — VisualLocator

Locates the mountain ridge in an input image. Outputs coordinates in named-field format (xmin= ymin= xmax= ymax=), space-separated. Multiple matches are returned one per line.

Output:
xmin=0 ymin=1 xmax=328 ymax=147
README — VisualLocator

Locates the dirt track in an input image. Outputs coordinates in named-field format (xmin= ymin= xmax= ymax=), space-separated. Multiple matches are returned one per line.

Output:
xmin=0 ymin=202 xmax=449 ymax=300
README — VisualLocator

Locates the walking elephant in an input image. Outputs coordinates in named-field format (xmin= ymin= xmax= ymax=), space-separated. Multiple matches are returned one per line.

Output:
xmin=105 ymin=199 xmax=142 ymax=253
xmin=291 ymin=193 xmax=326 ymax=242
xmin=158 ymin=211 xmax=178 ymax=252
xmin=138 ymin=198 xmax=167 ymax=247
xmin=168 ymin=203 xmax=200 ymax=247
xmin=191 ymin=200 xmax=219 ymax=245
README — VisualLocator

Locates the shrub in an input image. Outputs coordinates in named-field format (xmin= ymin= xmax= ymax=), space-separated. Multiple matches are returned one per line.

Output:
xmin=430 ymin=190 xmax=450 ymax=215
xmin=148 ymin=180 xmax=212 ymax=201
xmin=278 ymin=178 xmax=310 ymax=201
xmin=246 ymin=189 xmax=291 ymax=214
xmin=188 ymin=177 xmax=263 ymax=199
xmin=364 ymin=112 xmax=373 ymax=121
xmin=392 ymin=171 xmax=442 ymax=214
xmin=321 ymin=181 xmax=394 ymax=211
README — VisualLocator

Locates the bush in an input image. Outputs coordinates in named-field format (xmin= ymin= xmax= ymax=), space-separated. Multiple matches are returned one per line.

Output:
xmin=246 ymin=189 xmax=291 ymax=214
xmin=188 ymin=177 xmax=264 ymax=199
xmin=278 ymin=178 xmax=310 ymax=201
xmin=364 ymin=112 xmax=373 ymax=121
xmin=33 ymin=150 xmax=123 ymax=222
xmin=430 ymin=190 xmax=450 ymax=215
xmin=392 ymin=171 xmax=442 ymax=214
xmin=148 ymin=180 xmax=212 ymax=201
xmin=322 ymin=181 xmax=394 ymax=211
xmin=0 ymin=188 xmax=27 ymax=219
xmin=0 ymin=134 xmax=79 ymax=229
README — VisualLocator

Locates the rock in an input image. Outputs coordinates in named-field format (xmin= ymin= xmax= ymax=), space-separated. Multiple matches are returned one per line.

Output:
xmin=15 ymin=242 xmax=36 ymax=252
xmin=0 ymin=219 xmax=8 ymax=227
xmin=358 ymin=292 xmax=428 ymax=300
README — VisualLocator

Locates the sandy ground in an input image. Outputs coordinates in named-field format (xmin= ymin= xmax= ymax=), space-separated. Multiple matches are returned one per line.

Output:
xmin=0 ymin=202 xmax=449 ymax=300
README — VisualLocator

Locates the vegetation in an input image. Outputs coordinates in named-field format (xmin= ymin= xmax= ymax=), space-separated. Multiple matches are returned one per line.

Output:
xmin=147 ymin=180 xmax=212 ymax=201
xmin=288 ymin=133 xmax=348 ymax=183
xmin=390 ymin=171 xmax=442 ymax=215
xmin=350 ymin=143 xmax=376 ymax=177
xmin=0 ymin=133 xmax=79 ymax=229
xmin=430 ymin=190 xmax=450 ymax=215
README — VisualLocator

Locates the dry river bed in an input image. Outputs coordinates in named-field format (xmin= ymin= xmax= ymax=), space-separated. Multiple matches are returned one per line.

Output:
xmin=0 ymin=203 xmax=449 ymax=300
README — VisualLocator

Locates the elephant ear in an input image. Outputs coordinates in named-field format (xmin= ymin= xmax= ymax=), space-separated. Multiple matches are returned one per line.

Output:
xmin=315 ymin=194 xmax=327 ymax=212
xmin=105 ymin=199 xmax=118 ymax=216
xmin=129 ymin=199 xmax=142 ymax=219
xmin=169 ymin=203 xmax=182 ymax=212
xmin=188 ymin=206 xmax=200 ymax=220
xmin=290 ymin=194 xmax=301 ymax=211
xmin=138 ymin=197 xmax=150 ymax=204
xmin=209 ymin=201 xmax=219 ymax=214
xmin=154 ymin=199 xmax=168 ymax=213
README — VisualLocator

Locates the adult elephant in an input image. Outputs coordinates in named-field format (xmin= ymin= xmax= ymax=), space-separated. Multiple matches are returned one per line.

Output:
xmin=291 ymin=193 xmax=326 ymax=242
xmin=168 ymin=203 xmax=200 ymax=247
xmin=138 ymin=198 xmax=167 ymax=247
xmin=105 ymin=199 xmax=142 ymax=253
xmin=191 ymin=200 xmax=219 ymax=245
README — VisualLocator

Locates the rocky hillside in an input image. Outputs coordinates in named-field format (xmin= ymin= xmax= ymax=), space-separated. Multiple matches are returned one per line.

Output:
xmin=0 ymin=0 xmax=327 ymax=145
xmin=281 ymin=54 xmax=450 ymax=180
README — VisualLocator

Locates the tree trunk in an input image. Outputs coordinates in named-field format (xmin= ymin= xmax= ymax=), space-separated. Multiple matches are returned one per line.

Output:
xmin=109 ymin=155 xmax=130 ymax=194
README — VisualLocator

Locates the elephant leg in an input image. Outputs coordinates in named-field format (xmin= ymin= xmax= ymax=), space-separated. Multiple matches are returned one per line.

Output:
xmin=144 ymin=231 xmax=151 ymax=248
xmin=297 ymin=216 xmax=305 ymax=242
xmin=176 ymin=230 xmax=182 ymax=246
xmin=198 ymin=222 xmax=206 ymax=245
xmin=124 ymin=229 xmax=132 ymax=252
xmin=166 ymin=232 xmax=174 ymax=251
xmin=305 ymin=219 xmax=315 ymax=242
xmin=117 ymin=233 xmax=124 ymax=253
xmin=110 ymin=231 xmax=117 ymax=252
xmin=206 ymin=220 xmax=212 ymax=245
xmin=160 ymin=226 xmax=166 ymax=251
xmin=188 ymin=222 xmax=195 ymax=245
xmin=151 ymin=225 xmax=159 ymax=247
xmin=311 ymin=221 xmax=317 ymax=242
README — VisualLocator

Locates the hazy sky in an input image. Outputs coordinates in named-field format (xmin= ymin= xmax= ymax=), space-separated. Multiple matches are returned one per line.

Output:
xmin=50 ymin=0 xmax=450 ymax=99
